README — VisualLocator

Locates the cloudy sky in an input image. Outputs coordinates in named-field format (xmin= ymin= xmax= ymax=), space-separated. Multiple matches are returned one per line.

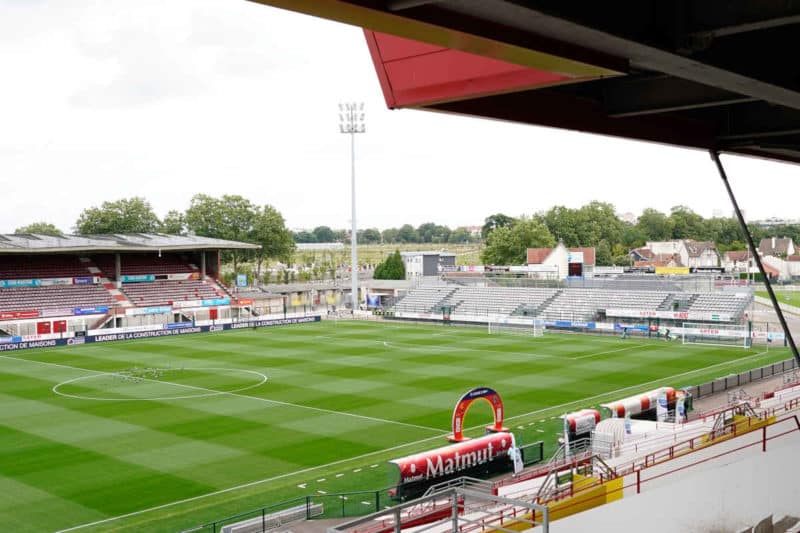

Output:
xmin=1 ymin=0 xmax=797 ymax=234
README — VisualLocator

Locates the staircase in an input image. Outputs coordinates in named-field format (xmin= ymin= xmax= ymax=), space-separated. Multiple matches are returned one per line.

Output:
xmin=431 ymin=288 xmax=459 ymax=313
xmin=207 ymin=277 xmax=234 ymax=300
xmin=80 ymin=257 xmax=134 ymax=309
xmin=530 ymin=289 xmax=563 ymax=316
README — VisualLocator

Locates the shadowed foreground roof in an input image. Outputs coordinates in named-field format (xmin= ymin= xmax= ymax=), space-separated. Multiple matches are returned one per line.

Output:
xmin=253 ymin=0 xmax=800 ymax=165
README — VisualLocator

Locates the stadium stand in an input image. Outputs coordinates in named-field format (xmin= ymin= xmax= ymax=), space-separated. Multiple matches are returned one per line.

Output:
xmin=121 ymin=279 xmax=224 ymax=306
xmin=0 ymin=254 xmax=93 ymax=279
xmin=537 ymin=289 xmax=670 ymax=322
xmin=93 ymin=253 xmax=196 ymax=277
xmin=393 ymin=286 xmax=458 ymax=313
xmin=439 ymin=286 xmax=558 ymax=317
xmin=0 ymin=284 xmax=114 ymax=313
xmin=391 ymin=285 xmax=751 ymax=324
xmin=687 ymin=293 xmax=751 ymax=316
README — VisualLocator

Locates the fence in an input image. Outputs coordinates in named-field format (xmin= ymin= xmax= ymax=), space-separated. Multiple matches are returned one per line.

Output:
xmin=684 ymin=358 xmax=798 ymax=399
xmin=447 ymin=274 xmax=742 ymax=293
xmin=181 ymin=488 xmax=397 ymax=533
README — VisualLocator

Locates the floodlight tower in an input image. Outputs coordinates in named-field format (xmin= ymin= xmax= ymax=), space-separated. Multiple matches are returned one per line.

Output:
xmin=339 ymin=102 xmax=365 ymax=311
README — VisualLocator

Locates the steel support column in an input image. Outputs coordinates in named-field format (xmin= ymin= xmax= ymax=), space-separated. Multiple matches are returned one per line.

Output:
xmin=710 ymin=150 xmax=799 ymax=365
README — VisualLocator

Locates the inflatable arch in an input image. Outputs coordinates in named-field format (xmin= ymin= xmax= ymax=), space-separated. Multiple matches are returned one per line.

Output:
xmin=448 ymin=387 xmax=508 ymax=442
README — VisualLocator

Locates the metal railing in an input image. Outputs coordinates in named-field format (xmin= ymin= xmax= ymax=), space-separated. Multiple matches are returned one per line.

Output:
xmin=327 ymin=487 xmax=549 ymax=533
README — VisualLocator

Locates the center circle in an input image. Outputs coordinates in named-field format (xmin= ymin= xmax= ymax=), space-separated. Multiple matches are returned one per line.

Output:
xmin=52 ymin=367 xmax=268 ymax=401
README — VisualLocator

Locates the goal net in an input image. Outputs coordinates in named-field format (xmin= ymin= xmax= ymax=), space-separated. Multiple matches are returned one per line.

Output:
xmin=488 ymin=318 xmax=544 ymax=337
xmin=681 ymin=322 xmax=751 ymax=348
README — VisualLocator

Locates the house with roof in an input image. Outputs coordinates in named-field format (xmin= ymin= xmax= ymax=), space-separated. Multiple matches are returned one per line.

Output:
xmin=629 ymin=240 xmax=720 ymax=269
xmin=684 ymin=240 xmax=720 ymax=268
xmin=761 ymin=253 xmax=800 ymax=280
xmin=758 ymin=237 xmax=795 ymax=257
xmin=629 ymin=241 xmax=687 ymax=268
xmin=721 ymin=250 xmax=751 ymax=273
xmin=527 ymin=243 xmax=595 ymax=279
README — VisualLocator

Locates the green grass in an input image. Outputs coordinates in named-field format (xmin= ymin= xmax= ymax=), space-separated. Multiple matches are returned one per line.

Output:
xmin=756 ymin=290 xmax=800 ymax=308
xmin=292 ymin=243 xmax=483 ymax=267
xmin=0 ymin=321 xmax=789 ymax=532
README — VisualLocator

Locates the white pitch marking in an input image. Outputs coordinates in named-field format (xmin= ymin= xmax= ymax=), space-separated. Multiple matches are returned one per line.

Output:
xmin=317 ymin=490 xmax=327 ymax=495
xmin=503 ymin=350 xmax=770 ymax=424
xmin=297 ymin=484 xmax=306 ymax=489
xmin=52 ymin=348 xmax=772 ymax=533
xmin=51 ymin=368 xmax=268 ymax=402
xmin=335 ymin=473 xmax=344 ymax=478
xmin=316 ymin=478 xmax=326 ymax=483
xmin=370 ymin=464 xmax=378 ymax=468
xmin=353 ymin=468 xmax=362 ymax=473
xmin=572 ymin=344 xmax=647 ymax=360
xmin=0 ymin=353 xmax=442 ymax=433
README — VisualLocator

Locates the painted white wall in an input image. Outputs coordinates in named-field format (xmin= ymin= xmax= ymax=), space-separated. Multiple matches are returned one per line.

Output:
xmin=646 ymin=241 xmax=688 ymax=267
xmin=552 ymin=422 xmax=800 ymax=533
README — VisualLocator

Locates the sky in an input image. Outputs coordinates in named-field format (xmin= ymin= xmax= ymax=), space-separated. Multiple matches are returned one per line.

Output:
xmin=1 ymin=0 xmax=798 ymax=234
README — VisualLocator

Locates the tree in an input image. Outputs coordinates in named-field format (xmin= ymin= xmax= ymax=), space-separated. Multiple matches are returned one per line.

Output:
xmin=449 ymin=227 xmax=474 ymax=244
xmin=251 ymin=204 xmax=295 ymax=280
xmin=160 ymin=210 xmax=186 ymax=235
xmin=482 ymin=213 xmax=515 ymax=239
xmin=75 ymin=197 xmax=160 ymax=234
xmin=636 ymin=208 xmax=673 ymax=242
xmin=595 ymin=239 xmax=613 ymax=266
xmin=184 ymin=194 xmax=258 ymax=272
xmin=373 ymin=250 xmax=406 ymax=280
xmin=481 ymin=217 xmax=556 ymax=265
xmin=579 ymin=201 xmax=623 ymax=246
xmin=361 ymin=228 xmax=381 ymax=244
xmin=14 ymin=222 xmax=63 ymax=236
xmin=669 ymin=205 xmax=704 ymax=239
xmin=293 ymin=231 xmax=316 ymax=243
xmin=417 ymin=222 xmax=438 ymax=243
xmin=621 ymin=222 xmax=646 ymax=248
xmin=543 ymin=206 xmax=582 ymax=246
xmin=397 ymin=224 xmax=419 ymax=243
xmin=381 ymin=228 xmax=400 ymax=243
xmin=312 ymin=226 xmax=335 ymax=243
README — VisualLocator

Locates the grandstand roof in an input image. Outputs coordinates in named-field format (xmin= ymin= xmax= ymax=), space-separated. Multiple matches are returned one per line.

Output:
xmin=0 ymin=234 xmax=260 ymax=254
xmin=256 ymin=1 xmax=800 ymax=165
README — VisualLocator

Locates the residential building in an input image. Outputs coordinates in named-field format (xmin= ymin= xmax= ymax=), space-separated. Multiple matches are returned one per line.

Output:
xmin=758 ymin=237 xmax=796 ymax=257
xmin=527 ymin=244 xmax=595 ymax=280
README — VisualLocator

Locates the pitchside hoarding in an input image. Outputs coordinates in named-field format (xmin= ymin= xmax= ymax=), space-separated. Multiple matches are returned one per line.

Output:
xmin=0 ymin=316 xmax=320 ymax=350
xmin=389 ymin=432 xmax=514 ymax=500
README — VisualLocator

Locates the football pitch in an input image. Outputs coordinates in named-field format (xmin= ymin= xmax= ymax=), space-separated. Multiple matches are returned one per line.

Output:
xmin=0 ymin=320 xmax=790 ymax=532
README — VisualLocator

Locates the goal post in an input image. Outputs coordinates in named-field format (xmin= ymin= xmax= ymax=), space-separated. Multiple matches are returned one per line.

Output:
xmin=488 ymin=318 xmax=544 ymax=337
xmin=681 ymin=322 xmax=751 ymax=348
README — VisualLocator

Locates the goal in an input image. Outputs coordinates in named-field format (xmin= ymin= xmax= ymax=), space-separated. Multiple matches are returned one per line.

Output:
xmin=681 ymin=322 xmax=751 ymax=348
xmin=488 ymin=319 xmax=544 ymax=337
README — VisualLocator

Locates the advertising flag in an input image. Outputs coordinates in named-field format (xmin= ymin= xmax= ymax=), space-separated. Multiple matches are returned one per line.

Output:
xmin=656 ymin=391 xmax=669 ymax=422
xmin=676 ymin=396 xmax=686 ymax=423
